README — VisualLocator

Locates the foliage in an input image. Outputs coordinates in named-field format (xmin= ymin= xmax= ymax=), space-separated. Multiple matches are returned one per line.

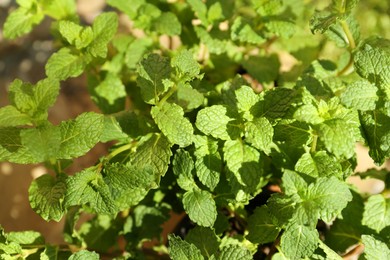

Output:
xmin=1 ymin=0 xmax=390 ymax=259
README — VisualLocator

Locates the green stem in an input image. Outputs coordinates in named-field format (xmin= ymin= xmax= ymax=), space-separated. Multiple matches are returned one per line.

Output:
xmin=341 ymin=20 xmax=356 ymax=49
xmin=158 ymin=83 xmax=177 ymax=106
xmin=106 ymin=143 xmax=133 ymax=161
xmin=311 ymin=134 xmax=318 ymax=153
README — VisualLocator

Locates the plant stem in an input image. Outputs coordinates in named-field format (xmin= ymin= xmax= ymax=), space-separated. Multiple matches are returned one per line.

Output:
xmin=311 ymin=134 xmax=318 ymax=153
xmin=106 ymin=143 xmax=133 ymax=161
xmin=341 ymin=20 xmax=356 ymax=49
xmin=158 ymin=83 xmax=177 ymax=106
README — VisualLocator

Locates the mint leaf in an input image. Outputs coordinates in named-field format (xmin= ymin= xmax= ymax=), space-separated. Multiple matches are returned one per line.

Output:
xmin=280 ymin=224 xmax=319 ymax=259
xmin=294 ymin=104 xmax=324 ymax=125
xmin=8 ymin=78 xmax=60 ymax=121
xmin=100 ymin=116 xmax=128 ymax=142
xmin=282 ymin=170 xmax=307 ymax=196
xmin=242 ymin=55 xmax=281 ymax=85
xmin=231 ymin=17 xmax=265 ymax=44
xmin=360 ymin=111 xmax=390 ymax=164
xmin=185 ymin=227 xmax=219 ymax=258
xmin=183 ymin=190 xmax=217 ymax=227
xmin=223 ymin=139 xmax=263 ymax=192
xmin=235 ymin=86 xmax=260 ymax=117
xmin=107 ymin=0 xmax=143 ymax=18
xmin=46 ymin=48 xmax=89 ymax=80
xmin=65 ymin=168 xmax=118 ymax=215
xmin=316 ymin=119 xmax=356 ymax=158
xmin=187 ymin=0 xmax=208 ymax=26
xmin=354 ymin=38 xmax=390 ymax=91
xmin=362 ymin=194 xmax=390 ymax=233
xmin=151 ymin=103 xmax=194 ymax=147
xmin=173 ymin=149 xmax=197 ymax=191
xmin=92 ymin=73 xmax=127 ymax=113
xmin=40 ymin=0 xmax=76 ymax=20
xmin=130 ymin=134 xmax=172 ymax=181
xmin=137 ymin=54 xmax=171 ymax=104
xmin=176 ymin=83 xmax=204 ymax=111
xmin=214 ymin=245 xmax=252 ymax=260
xmin=168 ymin=234 xmax=204 ymax=260
xmin=68 ymin=250 xmax=99 ymax=260
xmin=87 ymin=12 xmax=118 ymax=58
xmin=3 ymin=6 xmax=44 ymax=39
xmin=125 ymin=38 xmax=153 ymax=69
xmin=104 ymin=163 xmax=156 ymax=210
xmin=361 ymin=235 xmax=390 ymax=260
xmin=256 ymin=88 xmax=296 ymax=120
xmin=7 ymin=231 xmax=44 ymax=245
xmin=0 ymin=128 xmax=37 ymax=164
xmin=193 ymin=136 xmax=222 ymax=191
xmin=196 ymin=105 xmax=236 ymax=140
xmin=246 ymin=205 xmax=281 ymax=244
xmin=341 ymin=80 xmax=378 ymax=111
xmin=57 ymin=112 xmax=104 ymax=159
xmin=305 ymin=177 xmax=352 ymax=223
xmin=295 ymin=151 xmax=343 ymax=178
xmin=172 ymin=50 xmax=200 ymax=81
xmin=153 ymin=12 xmax=181 ymax=36
xmin=0 ymin=106 xmax=31 ymax=127
xmin=29 ymin=174 xmax=67 ymax=222
xmin=244 ymin=117 xmax=274 ymax=154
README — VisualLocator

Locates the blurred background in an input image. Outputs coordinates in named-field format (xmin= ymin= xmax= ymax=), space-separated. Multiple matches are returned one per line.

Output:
xmin=0 ymin=0 xmax=389 ymax=245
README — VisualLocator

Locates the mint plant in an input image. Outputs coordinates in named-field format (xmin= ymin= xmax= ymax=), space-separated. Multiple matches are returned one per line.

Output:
xmin=1 ymin=0 xmax=390 ymax=259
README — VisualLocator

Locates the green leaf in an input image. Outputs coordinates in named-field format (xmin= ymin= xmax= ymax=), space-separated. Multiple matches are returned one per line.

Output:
xmin=29 ymin=173 xmax=67 ymax=222
xmin=294 ymin=104 xmax=324 ymax=125
xmin=304 ymin=177 xmax=352 ymax=223
xmin=107 ymin=0 xmax=144 ymax=19
xmin=317 ymin=240 xmax=342 ymax=260
xmin=242 ymin=55 xmax=281 ymax=85
xmin=341 ymin=80 xmax=378 ymax=111
xmin=265 ymin=19 xmax=295 ymax=39
xmin=137 ymin=53 xmax=171 ymax=104
xmin=185 ymin=227 xmax=220 ymax=258
xmin=151 ymin=103 xmax=194 ymax=147
xmin=65 ymin=168 xmax=118 ymax=215
xmin=246 ymin=205 xmax=281 ymax=244
xmin=45 ymin=48 xmax=89 ymax=80
xmin=223 ymin=139 xmax=263 ymax=192
xmin=196 ymin=105 xmax=235 ymax=140
xmin=214 ymin=245 xmax=252 ymax=260
xmin=231 ymin=17 xmax=265 ymax=44
xmin=125 ymin=38 xmax=153 ymax=69
xmin=244 ymin=117 xmax=274 ymax=154
xmin=282 ymin=170 xmax=307 ymax=196
xmin=92 ymin=73 xmax=127 ymax=113
xmin=0 ymin=128 xmax=37 ymax=164
xmin=104 ymin=163 xmax=157 ymax=210
xmin=7 ymin=231 xmax=44 ymax=245
xmin=172 ymin=50 xmax=200 ymax=81
xmin=183 ymin=190 xmax=217 ymax=227
xmin=193 ymin=136 xmax=222 ymax=191
xmin=153 ymin=12 xmax=181 ymax=36
xmin=0 ymin=106 xmax=31 ymax=127
xmin=173 ymin=149 xmax=197 ymax=191
xmin=354 ymin=38 xmax=390 ymax=92
xmin=57 ymin=112 xmax=104 ymax=159
xmin=100 ymin=116 xmax=129 ymax=142
xmin=316 ymin=119 xmax=356 ymax=158
xmin=235 ymin=86 xmax=260 ymax=116
xmin=87 ymin=12 xmax=118 ymax=58
xmin=187 ymin=0 xmax=208 ymax=26
xmin=294 ymin=151 xmax=343 ymax=178
xmin=362 ymin=194 xmax=390 ymax=233
xmin=169 ymin=234 xmax=204 ymax=260
xmin=40 ymin=0 xmax=77 ymax=20
xmin=130 ymin=133 xmax=172 ymax=181
xmin=3 ymin=6 xmax=44 ymax=39
xmin=21 ymin=124 xmax=61 ymax=162
xmin=256 ymin=88 xmax=296 ymax=120
xmin=8 ymin=78 xmax=60 ymax=121
xmin=176 ymin=83 xmax=204 ymax=111
xmin=360 ymin=111 xmax=390 ymax=164
xmin=361 ymin=235 xmax=390 ymax=260
xmin=68 ymin=250 xmax=99 ymax=260
xmin=280 ymin=224 xmax=319 ymax=259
